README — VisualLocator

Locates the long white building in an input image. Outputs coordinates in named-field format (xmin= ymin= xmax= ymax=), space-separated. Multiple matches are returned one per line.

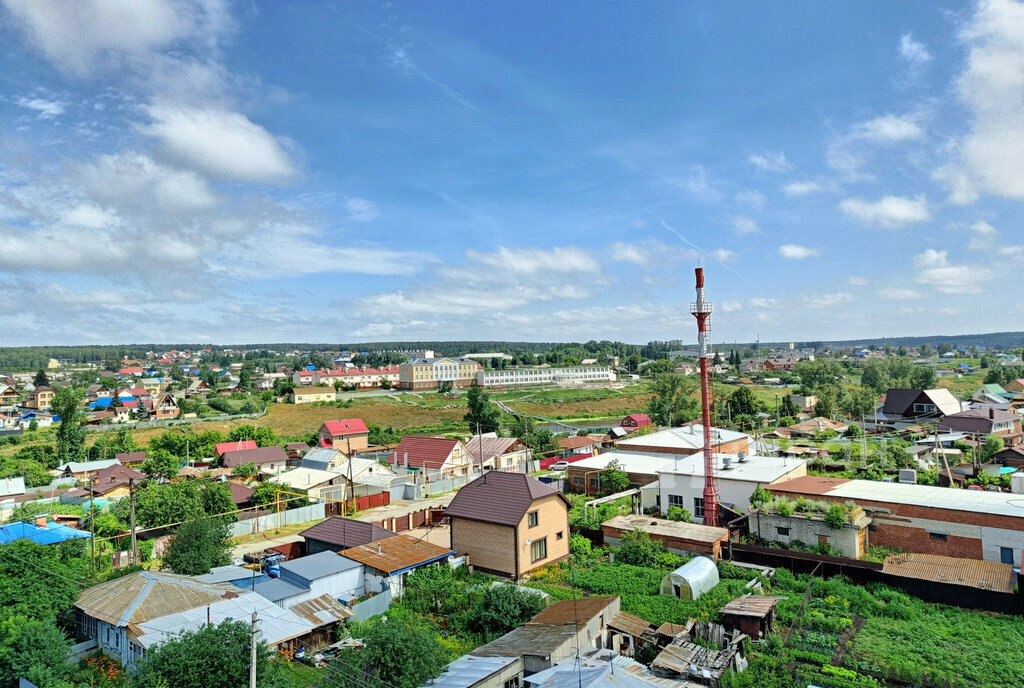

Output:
xmin=477 ymin=365 xmax=616 ymax=389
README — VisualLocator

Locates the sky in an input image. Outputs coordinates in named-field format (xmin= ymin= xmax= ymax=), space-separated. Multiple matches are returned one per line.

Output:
xmin=0 ymin=0 xmax=1022 ymax=347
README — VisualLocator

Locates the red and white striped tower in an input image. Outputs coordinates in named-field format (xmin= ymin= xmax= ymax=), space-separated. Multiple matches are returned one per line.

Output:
xmin=690 ymin=267 xmax=719 ymax=526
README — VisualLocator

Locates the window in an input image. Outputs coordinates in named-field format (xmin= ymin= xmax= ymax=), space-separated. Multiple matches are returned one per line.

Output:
xmin=929 ymin=532 xmax=948 ymax=541
xmin=556 ymin=531 xmax=564 ymax=540
xmin=693 ymin=497 xmax=705 ymax=518
xmin=527 ymin=511 xmax=539 ymax=527
xmin=913 ymin=403 xmax=937 ymax=414
xmin=590 ymin=478 xmax=599 ymax=487
xmin=573 ymin=476 xmax=584 ymax=486
xmin=776 ymin=526 xmax=790 ymax=536
xmin=668 ymin=494 xmax=685 ymax=508
xmin=531 ymin=537 xmax=547 ymax=562
xmin=504 ymin=679 xmax=521 ymax=688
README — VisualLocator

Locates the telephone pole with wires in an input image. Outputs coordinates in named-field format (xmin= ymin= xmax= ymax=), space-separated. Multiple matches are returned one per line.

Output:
xmin=250 ymin=611 xmax=259 ymax=688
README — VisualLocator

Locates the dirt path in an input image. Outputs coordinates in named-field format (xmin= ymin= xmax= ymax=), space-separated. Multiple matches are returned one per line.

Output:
xmin=831 ymin=616 xmax=865 ymax=667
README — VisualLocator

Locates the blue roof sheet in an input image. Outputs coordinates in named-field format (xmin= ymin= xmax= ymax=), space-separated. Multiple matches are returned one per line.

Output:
xmin=0 ymin=521 xmax=92 ymax=545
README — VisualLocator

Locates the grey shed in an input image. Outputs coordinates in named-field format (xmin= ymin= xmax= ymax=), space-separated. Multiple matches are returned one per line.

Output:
xmin=660 ymin=556 xmax=719 ymax=600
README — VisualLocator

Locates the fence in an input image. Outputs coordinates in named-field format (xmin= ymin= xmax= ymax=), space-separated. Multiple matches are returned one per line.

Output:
xmin=368 ymin=506 xmax=447 ymax=534
xmin=82 ymin=408 xmax=266 ymax=434
xmin=726 ymin=541 xmax=1023 ymax=615
xmin=350 ymin=590 xmax=392 ymax=621
xmin=228 ymin=503 xmax=326 ymax=537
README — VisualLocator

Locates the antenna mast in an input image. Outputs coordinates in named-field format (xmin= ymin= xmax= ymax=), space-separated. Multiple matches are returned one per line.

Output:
xmin=691 ymin=267 xmax=720 ymax=526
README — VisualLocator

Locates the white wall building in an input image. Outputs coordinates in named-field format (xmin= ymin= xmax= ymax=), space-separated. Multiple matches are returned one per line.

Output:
xmin=477 ymin=366 xmax=615 ymax=389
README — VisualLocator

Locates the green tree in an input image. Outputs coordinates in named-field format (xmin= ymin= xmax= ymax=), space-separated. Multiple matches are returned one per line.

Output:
xmin=163 ymin=518 xmax=232 ymax=575
xmin=840 ymin=387 xmax=876 ymax=419
xmin=814 ymin=386 xmax=840 ymax=419
xmin=824 ymin=503 xmax=847 ymax=529
xmin=32 ymin=370 xmax=49 ymax=387
xmin=728 ymin=387 xmax=759 ymax=416
xmin=199 ymin=481 xmax=237 ymax=522
xmin=0 ymin=616 xmax=72 ymax=688
xmin=600 ymin=460 xmax=629 ymax=494
xmin=0 ymin=540 xmax=84 ymax=622
xmin=666 ymin=505 xmax=692 ymax=522
xmin=141 ymin=449 xmax=180 ymax=482
xmin=464 ymin=386 xmax=501 ymax=434
xmin=909 ymin=365 xmax=937 ymax=389
xmin=886 ymin=356 xmax=914 ymax=386
xmin=52 ymin=386 xmax=86 ymax=465
xmin=467 ymin=584 xmax=545 ymax=639
xmin=615 ymin=530 xmax=667 ymax=567
xmin=794 ymin=360 xmax=844 ymax=394
xmin=860 ymin=359 xmax=890 ymax=394
xmin=780 ymin=394 xmax=799 ymax=418
xmin=438 ymin=380 xmax=453 ymax=394
xmin=129 ymin=619 xmax=295 ymax=688
xmin=749 ymin=485 xmax=772 ymax=509
xmin=645 ymin=374 xmax=698 ymax=426
xmin=982 ymin=434 xmax=1005 ymax=461
xmin=918 ymin=343 xmax=936 ymax=358
xmin=404 ymin=565 xmax=462 ymax=616
xmin=116 ymin=481 xmax=205 ymax=528
xmin=331 ymin=616 xmax=448 ymax=688
xmin=231 ymin=462 xmax=259 ymax=478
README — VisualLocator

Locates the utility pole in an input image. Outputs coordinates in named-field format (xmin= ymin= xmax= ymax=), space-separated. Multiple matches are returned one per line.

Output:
xmin=129 ymin=477 xmax=137 ymax=566
xmin=89 ymin=477 xmax=96 ymax=575
xmin=250 ymin=611 xmax=259 ymax=688
xmin=347 ymin=437 xmax=354 ymax=514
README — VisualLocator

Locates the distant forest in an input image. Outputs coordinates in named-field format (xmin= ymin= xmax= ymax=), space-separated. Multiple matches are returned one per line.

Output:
xmin=1 ymin=332 xmax=1022 ymax=372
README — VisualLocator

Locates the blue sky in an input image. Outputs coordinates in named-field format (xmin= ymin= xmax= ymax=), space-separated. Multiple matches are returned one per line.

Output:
xmin=0 ymin=0 xmax=1021 ymax=346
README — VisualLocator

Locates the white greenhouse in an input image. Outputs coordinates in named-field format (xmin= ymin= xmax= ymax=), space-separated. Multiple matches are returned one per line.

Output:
xmin=659 ymin=556 xmax=720 ymax=600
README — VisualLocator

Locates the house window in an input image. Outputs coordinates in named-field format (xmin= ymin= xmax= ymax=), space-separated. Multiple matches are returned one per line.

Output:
xmin=913 ymin=403 xmax=937 ymax=414
xmin=776 ymin=527 xmax=790 ymax=536
xmin=668 ymin=494 xmax=684 ymax=508
xmin=504 ymin=678 xmax=520 ymax=688
xmin=929 ymin=532 xmax=947 ymax=541
xmin=527 ymin=511 xmax=539 ymax=527
xmin=589 ymin=478 xmax=599 ymax=488
xmin=693 ymin=497 xmax=705 ymax=518
xmin=531 ymin=537 xmax=547 ymax=562
xmin=556 ymin=531 xmax=564 ymax=540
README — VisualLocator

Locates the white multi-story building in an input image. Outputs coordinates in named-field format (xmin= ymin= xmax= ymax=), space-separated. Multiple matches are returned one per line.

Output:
xmin=477 ymin=365 xmax=616 ymax=389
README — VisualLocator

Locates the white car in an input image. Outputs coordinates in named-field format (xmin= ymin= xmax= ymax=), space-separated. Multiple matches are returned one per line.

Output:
xmin=550 ymin=461 xmax=570 ymax=471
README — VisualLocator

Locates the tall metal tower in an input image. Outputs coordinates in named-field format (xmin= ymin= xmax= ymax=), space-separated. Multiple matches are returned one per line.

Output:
xmin=690 ymin=267 xmax=719 ymax=526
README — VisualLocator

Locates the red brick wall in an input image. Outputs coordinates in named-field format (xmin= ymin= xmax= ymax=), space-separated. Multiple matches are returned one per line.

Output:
xmin=870 ymin=518 xmax=983 ymax=559
xmin=617 ymin=436 xmax=748 ymax=456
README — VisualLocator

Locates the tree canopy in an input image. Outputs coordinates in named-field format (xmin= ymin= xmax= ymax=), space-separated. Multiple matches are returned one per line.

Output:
xmin=331 ymin=615 xmax=449 ymax=688
xmin=646 ymin=374 xmax=698 ymax=426
xmin=463 ymin=386 xmax=501 ymax=434
xmin=163 ymin=518 xmax=232 ymax=576
xmin=466 ymin=584 xmax=545 ymax=639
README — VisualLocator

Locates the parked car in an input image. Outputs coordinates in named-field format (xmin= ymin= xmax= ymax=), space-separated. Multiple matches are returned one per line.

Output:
xmin=550 ymin=461 xmax=570 ymax=471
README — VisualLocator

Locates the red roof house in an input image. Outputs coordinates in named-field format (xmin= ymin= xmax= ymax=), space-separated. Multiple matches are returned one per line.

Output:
xmin=622 ymin=413 xmax=653 ymax=430
xmin=318 ymin=418 xmax=370 ymax=452
xmin=391 ymin=436 xmax=471 ymax=475
xmin=215 ymin=440 xmax=258 ymax=457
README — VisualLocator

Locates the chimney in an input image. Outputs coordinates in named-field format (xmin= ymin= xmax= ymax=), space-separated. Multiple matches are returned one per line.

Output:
xmin=35 ymin=515 xmax=47 ymax=528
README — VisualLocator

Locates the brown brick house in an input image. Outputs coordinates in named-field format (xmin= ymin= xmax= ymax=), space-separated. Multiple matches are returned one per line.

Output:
xmin=446 ymin=472 xmax=571 ymax=578
xmin=937 ymin=408 xmax=1022 ymax=447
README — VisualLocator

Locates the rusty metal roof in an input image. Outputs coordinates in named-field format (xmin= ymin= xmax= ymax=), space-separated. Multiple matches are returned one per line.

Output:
xmin=602 ymin=515 xmax=728 ymax=544
xmin=528 ymin=596 xmax=618 ymax=625
xmin=655 ymin=622 xmax=688 ymax=638
xmin=882 ymin=552 xmax=1016 ymax=593
xmin=75 ymin=571 xmax=238 ymax=627
xmin=717 ymin=595 xmax=784 ymax=618
xmin=289 ymin=594 xmax=353 ymax=627
xmin=340 ymin=533 xmax=453 ymax=574
xmin=609 ymin=611 xmax=655 ymax=638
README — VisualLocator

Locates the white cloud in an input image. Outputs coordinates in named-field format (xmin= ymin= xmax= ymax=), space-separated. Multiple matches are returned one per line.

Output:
xmin=748 ymin=151 xmax=790 ymax=173
xmin=711 ymin=249 xmax=737 ymax=263
xmin=913 ymin=249 xmax=992 ymax=294
xmin=848 ymin=276 xmax=868 ymax=287
xmin=609 ymin=239 xmax=698 ymax=267
xmin=899 ymin=33 xmax=932 ymax=66
xmin=784 ymin=181 xmax=824 ymax=196
xmin=15 ymin=96 xmax=66 ymax=118
xmin=684 ymin=165 xmax=721 ymax=201
xmin=732 ymin=216 xmax=760 ymax=235
xmin=466 ymin=246 xmax=601 ymax=275
xmin=345 ymin=198 xmax=380 ymax=222
xmin=2 ymin=0 xmax=226 ymax=76
xmin=750 ymin=297 xmax=778 ymax=309
xmin=142 ymin=104 xmax=298 ymax=183
xmin=969 ymin=219 xmax=997 ymax=236
xmin=778 ymin=244 xmax=820 ymax=259
xmin=853 ymin=114 xmax=923 ymax=143
xmin=937 ymin=0 xmax=1024 ymax=202
xmin=721 ymin=301 xmax=742 ymax=313
xmin=810 ymin=292 xmax=854 ymax=307
xmin=735 ymin=190 xmax=766 ymax=210
xmin=877 ymin=287 xmax=923 ymax=300
xmin=838 ymin=195 xmax=931 ymax=228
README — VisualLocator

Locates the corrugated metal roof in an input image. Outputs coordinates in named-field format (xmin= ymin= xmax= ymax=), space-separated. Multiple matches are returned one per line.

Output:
xmin=609 ymin=611 xmax=655 ymax=638
xmin=393 ymin=436 xmax=461 ymax=469
xmin=322 ymin=419 xmax=369 ymax=436
xmin=244 ymin=577 xmax=307 ymax=603
xmin=278 ymin=551 xmax=362 ymax=582
xmin=529 ymin=596 xmax=618 ymax=625
xmin=270 ymin=467 xmax=344 ymax=490
xmin=340 ymin=533 xmax=453 ymax=574
xmin=429 ymin=654 xmax=522 ymax=688
xmin=446 ymin=472 xmax=570 ymax=527
xmin=289 ymin=594 xmax=353 ymax=627
xmin=134 ymin=590 xmax=313 ymax=648
xmin=299 ymin=517 xmax=396 ymax=549
xmin=616 ymin=426 xmax=749 ymax=452
xmin=882 ymin=553 xmax=1016 ymax=593
xmin=220 ymin=446 xmax=288 ymax=468
xmin=195 ymin=566 xmax=255 ymax=585
xmin=75 ymin=572 xmax=237 ymax=627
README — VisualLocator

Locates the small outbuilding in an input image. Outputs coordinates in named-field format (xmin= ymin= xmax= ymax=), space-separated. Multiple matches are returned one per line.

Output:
xmin=718 ymin=596 xmax=783 ymax=641
xmin=659 ymin=556 xmax=719 ymax=600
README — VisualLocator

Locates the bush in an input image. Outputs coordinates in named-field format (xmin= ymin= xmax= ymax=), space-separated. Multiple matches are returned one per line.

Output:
xmin=467 ymin=585 xmax=545 ymax=640
xmin=775 ymin=499 xmax=793 ymax=517
xmin=615 ymin=530 xmax=667 ymax=568
xmin=666 ymin=505 xmax=692 ymax=522
xmin=824 ymin=503 xmax=847 ymax=529
xmin=569 ymin=533 xmax=592 ymax=558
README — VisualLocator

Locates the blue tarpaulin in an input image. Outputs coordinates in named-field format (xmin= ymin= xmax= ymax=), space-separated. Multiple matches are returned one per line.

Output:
xmin=0 ymin=521 xmax=92 ymax=545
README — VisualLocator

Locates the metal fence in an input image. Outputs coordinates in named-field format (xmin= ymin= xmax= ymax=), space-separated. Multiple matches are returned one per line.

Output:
xmin=349 ymin=590 xmax=392 ymax=621
xmin=227 ymin=503 xmax=326 ymax=537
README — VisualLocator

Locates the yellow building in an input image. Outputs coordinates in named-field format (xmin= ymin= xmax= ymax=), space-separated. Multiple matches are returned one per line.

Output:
xmin=291 ymin=387 xmax=337 ymax=404
xmin=398 ymin=356 xmax=481 ymax=391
